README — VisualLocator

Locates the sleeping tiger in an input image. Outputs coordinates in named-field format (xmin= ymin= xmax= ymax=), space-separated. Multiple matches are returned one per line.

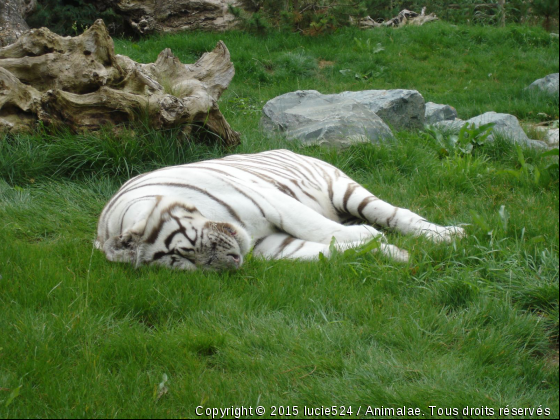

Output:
xmin=96 ymin=149 xmax=464 ymax=270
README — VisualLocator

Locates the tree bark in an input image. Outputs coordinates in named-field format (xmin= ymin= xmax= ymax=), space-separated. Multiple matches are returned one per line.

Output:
xmin=0 ymin=19 xmax=240 ymax=146
xmin=498 ymin=0 xmax=506 ymax=27
xmin=92 ymin=0 xmax=244 ymax=35
xmin=0 ymin=0 xmax=36 ymax=47
xmin=356 ymin=8 xmax=438 ymax=29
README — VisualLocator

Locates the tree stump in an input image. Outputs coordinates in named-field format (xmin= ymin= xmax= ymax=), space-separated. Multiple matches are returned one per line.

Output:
xmin=0 ymin=0 xmax=36 ymax=47
xmin=92 ymin=0 xmax=244 ymax=35
xmin=355 ymin=8 xmax=439 ymax=29
xmin=0 ymin=19 xmax=240 ymax=147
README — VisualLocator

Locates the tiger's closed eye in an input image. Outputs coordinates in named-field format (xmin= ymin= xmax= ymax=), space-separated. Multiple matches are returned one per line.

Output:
xmin=175 ymin=248 xmax=196 ymax=264
xmin=176 ymin=247 xmax=195 ymax=256
xmin=224 ymin=227 xmax=237 ymax=236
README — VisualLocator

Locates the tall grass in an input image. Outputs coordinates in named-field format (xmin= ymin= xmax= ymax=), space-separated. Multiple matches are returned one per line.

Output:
xmin=0 ymin=22 xmax=558 ymax=418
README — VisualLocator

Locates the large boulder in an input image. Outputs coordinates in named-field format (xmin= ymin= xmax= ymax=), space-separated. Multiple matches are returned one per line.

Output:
xmin=425 ymin=102 xmax=458 ymax=124
xmin=435 ymin=112 xmax=548 ymax=149
xmin=262 ymin=91 xmax=394 ymax=147
xmin=527 ymin=73 xmax=559 ymax=96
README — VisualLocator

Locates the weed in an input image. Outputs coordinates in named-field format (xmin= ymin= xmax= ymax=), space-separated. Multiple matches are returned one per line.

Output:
xmin=353 ymin=38 xmax=385 ymax=55
xmin=424 ymin=122 xmax=495 ymax=158
xmin=497 ymin=146 xmax=559 ymax=188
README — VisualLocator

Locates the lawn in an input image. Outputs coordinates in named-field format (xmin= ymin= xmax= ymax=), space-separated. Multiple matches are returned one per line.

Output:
xmin=0 ymin=22 xmax=558 ymax=418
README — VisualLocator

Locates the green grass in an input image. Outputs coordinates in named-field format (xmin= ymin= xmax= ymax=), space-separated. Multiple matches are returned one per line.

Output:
xmin=1 ymin=22 xmax=559 ymax=418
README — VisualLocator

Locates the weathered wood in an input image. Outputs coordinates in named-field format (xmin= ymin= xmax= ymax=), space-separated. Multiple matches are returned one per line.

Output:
xmin=0 ymin=19 xmax=240 ymax=146
xmin=498 ymin=0 xmax=506 ymax=27
xmin=93 ymin=0 xmax=244 ymax=35
xmin=0 ymin=0 xmax=36 ymax=47
xmin=355 ymin=8 xmax=438 ymax=29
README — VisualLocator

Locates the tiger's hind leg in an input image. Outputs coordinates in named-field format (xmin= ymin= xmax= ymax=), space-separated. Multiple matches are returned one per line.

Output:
xmin=253 ymin=233 xmax=409 ymax=263
xmin=332 ymin=178 xmax=465 ymax=243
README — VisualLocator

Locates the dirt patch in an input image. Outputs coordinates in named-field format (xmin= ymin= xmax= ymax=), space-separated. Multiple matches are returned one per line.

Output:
xmin=319 ymin=60 xmax=335 ymax=69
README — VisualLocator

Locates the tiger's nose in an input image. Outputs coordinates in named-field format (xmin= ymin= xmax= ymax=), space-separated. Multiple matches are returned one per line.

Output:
xmin=228 ymin=253 xmax=241 ymax=266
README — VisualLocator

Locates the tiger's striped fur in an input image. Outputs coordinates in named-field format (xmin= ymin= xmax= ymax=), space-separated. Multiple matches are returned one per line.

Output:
xmin=96 ymin=149 xmax=464 ymax=270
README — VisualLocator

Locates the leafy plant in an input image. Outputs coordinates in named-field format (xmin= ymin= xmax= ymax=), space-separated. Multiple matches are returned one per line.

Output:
xmin=353 ymin=38 xmax=385 ymax=54
xmin=498 ymin=146 xmax=560 ymax=188
xmin=424 ymin=122 xmax=495 ymax=158
xmin=469 ymin=203 xmax=512 ymax=242
xmin=339 ymin=67 xmax=386 ymax=80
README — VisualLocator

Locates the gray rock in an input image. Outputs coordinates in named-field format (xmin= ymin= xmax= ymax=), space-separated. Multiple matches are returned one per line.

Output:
xmin=261 ymin=88 xmax=427 ymax=145
xmin=261 ymin=90 xmax=324 ymax=131
xmin=338 ymin=89 xmax=425 ymax=130
xmin=434 ymin=112 xmax=544 ymax=148
xmin=432 ymin=119 xmax=467 ymax=132
xmin=425 ymin=102 xmax=458 ymax=124
xmin=545 ymin=128 xmax=559 ymax=148
xmin=527 ymin=73 xmax=559 ymax=96
xmin=262 ymin=91 xmax=394 ymax=146
xmin=468 ymin=112 xmax=530 ymax=144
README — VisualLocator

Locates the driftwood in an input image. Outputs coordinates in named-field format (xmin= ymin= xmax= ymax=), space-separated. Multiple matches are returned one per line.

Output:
xmin=93 ymin=0 xmax=244 ymax=35
xmin=356 ymin=8 xmax=439 ymax=29
xmin=0 ymin=19 xmax=240 ymax=146
xmin=0 ymin=0 xmax=37 ymax=47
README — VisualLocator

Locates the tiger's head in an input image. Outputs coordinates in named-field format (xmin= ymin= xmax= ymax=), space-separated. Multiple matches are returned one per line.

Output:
xmin=101 ymin=196 xmax=251 ymax=271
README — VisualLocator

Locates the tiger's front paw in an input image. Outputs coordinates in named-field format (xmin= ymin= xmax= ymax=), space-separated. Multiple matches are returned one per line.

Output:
xmin=379 ymin=244 xmax=409 ymax=263
xmin=424 ymin=225 xmax=466 ymax=243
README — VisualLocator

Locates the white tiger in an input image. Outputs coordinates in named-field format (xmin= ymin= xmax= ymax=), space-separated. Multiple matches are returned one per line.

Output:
xmin=96 ymin=149 xmax=464 ymax=270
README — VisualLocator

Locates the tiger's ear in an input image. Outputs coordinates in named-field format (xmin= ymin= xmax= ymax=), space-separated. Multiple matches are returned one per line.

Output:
xmin=102 ymin=219 xmax=147 ymax=264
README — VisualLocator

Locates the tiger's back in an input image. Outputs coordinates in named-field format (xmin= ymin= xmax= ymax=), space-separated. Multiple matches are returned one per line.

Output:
xmin=97 ymin=150 xmax=344 ymax=244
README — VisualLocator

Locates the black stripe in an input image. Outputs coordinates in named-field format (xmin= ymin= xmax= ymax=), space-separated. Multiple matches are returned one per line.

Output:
xmin=283 ymin=241 xmax=306 ymax=258
xmin=116 ymin=182 xmax=244 ymax=226
xmin=274 ymin=236 xmax=296 ymax=258
xmin=387 ymin=207 xmax=399 ymax=228
xmin=233 ymin=153 xmax=315 ymax=184
xmin=315 ymin=164 xmax=336 ymax=209
xmin=227 ymin=184 xmax=267 ymax=217
xmin=357 ymin=196 xmax=380 ymax=220
xmin=216 ymin=164 xmax=300 ymax=200
xmin=251 ymin=155 xmax=308 ymax=178
xmin=273 ymin=180 xmax=298 ymax=199
xmin=233 ymin=162 xmax=295 ymax=182
xmin=118 ymin=195 xmax=159 ymax=235
xmin=164 ymin=217 xmax=199 ymax=248
xmin=299 ymin=155 xmax=337 ymax=185
xmin=301 ymin=188 xmax=320 ymax=204
xmin=185 ymin=165 xmax=238 ymax=178
xmin=253 ymin=237 xmax=266 ymax=249
xmin=342 ymin=183 xmax=360 ymax=214
xmin=116 ymin=164 xmax=189 ymax=192
xmin=153 ymin=250 xmax=174 ymax=261
xmin=257 ymin=153 xmax=322 ymax=185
